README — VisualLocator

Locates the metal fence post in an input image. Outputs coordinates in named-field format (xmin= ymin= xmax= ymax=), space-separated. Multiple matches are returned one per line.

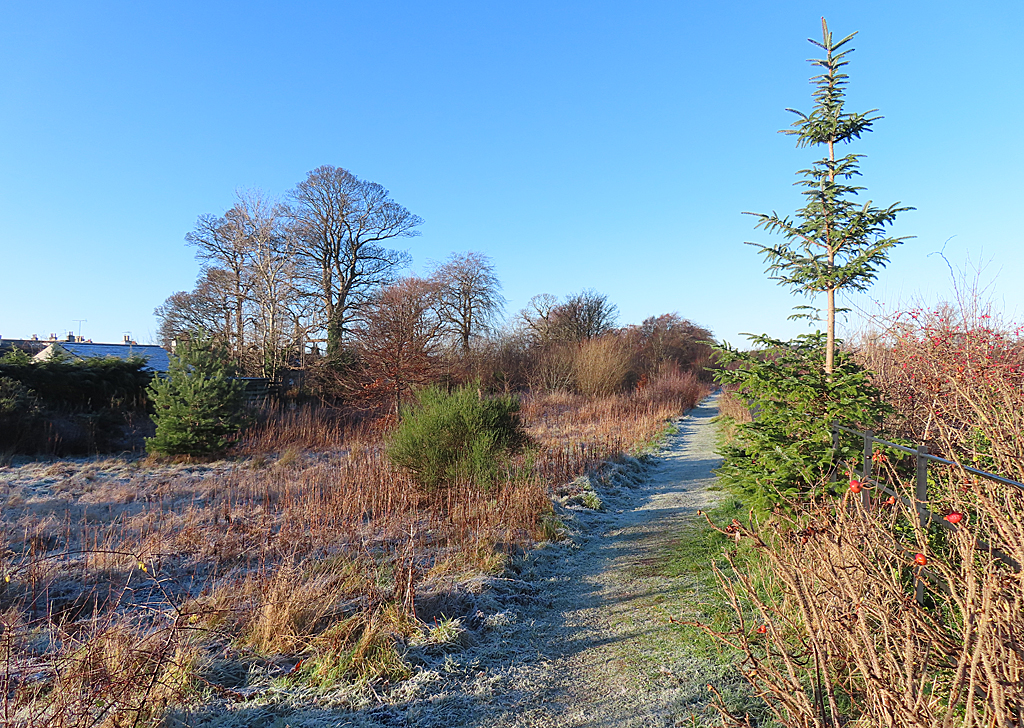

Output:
xmin=915 ymin=444 xmax=929 ymax=605
xmin=862 ymin=430 xmax=874 ymax=510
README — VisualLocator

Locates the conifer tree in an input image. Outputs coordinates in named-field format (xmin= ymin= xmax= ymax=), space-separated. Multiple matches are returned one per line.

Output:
xmin=714 ymin=19 xmax=902 ymax=502
xmin=747 ymin=18 xmax=911 ymax=374
xmin=146 ymin=332 xmax=249 ymax=457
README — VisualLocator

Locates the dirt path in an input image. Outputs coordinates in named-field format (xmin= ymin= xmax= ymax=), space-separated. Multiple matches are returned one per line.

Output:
xmin=169 ymin=396 xmax=737 ymax=727
xmin=456 ymin=394 xmax=729 ymax=728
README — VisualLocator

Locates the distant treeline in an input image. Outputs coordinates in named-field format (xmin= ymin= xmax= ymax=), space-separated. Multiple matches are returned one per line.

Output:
xmin=157 ymin=164 xmax=716 ymax=412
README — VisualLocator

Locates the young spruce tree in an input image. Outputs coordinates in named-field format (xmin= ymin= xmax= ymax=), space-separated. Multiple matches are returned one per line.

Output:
xmin=748 ymin=18 xmax=911 ymax=374
xmin=716 ymin=19 xmax=905 ymax=503
xmin=146 ymin=332 xmax=249 ymax=457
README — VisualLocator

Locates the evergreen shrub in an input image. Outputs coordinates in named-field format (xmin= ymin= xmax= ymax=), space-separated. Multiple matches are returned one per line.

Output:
xmin=0 ymin=351 xmax=152 ymax=454
xmin=0 ymin=376 xmax=41 ymax=452
xmin=387 ymin=382 xmax=528 ymax=490
xmin=0 ymin=349 xmax=151 ymax=410
xmin=714 ymin=333 xmax=889 ymax=504
xmin=146 ymin=334 xmax=249 ymax=457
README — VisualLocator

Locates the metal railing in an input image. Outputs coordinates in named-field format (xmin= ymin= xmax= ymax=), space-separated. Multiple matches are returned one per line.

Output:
xmin=831 ymin=424 xmax=1023 ymax=603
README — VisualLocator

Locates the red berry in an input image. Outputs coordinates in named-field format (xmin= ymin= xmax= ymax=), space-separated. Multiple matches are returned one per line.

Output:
xmin=756 ymin=625 xmax=767 ymax=634
xmin=944 ymin=512 xmax=964 ymax=524
xmin=884 ymin=496 xmax=896 ymax=506
xmin=849 ymin=480 xmax=863 ymax=494
xmin=914 ymin=553 xmax=927 ymax=566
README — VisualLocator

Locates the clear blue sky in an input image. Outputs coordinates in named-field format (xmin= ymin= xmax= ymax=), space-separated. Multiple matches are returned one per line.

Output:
xmin=2 ymin=1 xmax=1021 ymax=346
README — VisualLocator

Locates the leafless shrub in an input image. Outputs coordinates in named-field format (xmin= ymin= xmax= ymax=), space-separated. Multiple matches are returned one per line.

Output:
xmin=573 ymin=335 xmax=632 ymax=397
xmin=529 ymin=342 xmax=578 ymax=393
xmin=857 ymin=299 xmax=1024 ymax=482
xmin=5 ymin=615 xmax=197 ymax=728
xmin=699 ymin=464 xmax=1024 ymax=727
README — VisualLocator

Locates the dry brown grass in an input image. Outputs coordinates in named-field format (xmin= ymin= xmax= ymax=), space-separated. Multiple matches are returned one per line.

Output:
xmin=525 ymin=366 xmax=709 ymax=486
xmin=716 ymin=388 xmax=753 ymax=423
xmin=0 ymin=372 xmax=708 ymax=725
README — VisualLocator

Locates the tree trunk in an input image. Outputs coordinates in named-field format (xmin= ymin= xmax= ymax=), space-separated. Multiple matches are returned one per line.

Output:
xmin=826 ymin=286 xmax=835 ymax=375
xmin=825 ymin=136 xmax=837 ymax=376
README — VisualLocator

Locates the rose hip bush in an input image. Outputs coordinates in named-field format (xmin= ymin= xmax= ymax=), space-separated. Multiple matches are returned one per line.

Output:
xmin=702 ymin=478 xmax=1024 ymax=727
xmin=859 ymin=301 xmax=1024 ymax=481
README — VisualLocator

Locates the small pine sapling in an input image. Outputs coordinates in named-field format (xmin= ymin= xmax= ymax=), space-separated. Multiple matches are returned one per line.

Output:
xmin=146 ymin=332 xmax=250 ymax=457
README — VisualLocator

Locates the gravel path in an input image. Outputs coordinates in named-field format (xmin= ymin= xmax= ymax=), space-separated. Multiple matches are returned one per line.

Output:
xmin=169 ymin=395 xmax=738 ymax=728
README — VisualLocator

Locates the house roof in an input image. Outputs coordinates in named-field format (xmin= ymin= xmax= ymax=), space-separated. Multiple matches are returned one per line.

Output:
xmin=0 ymin=338 xmax=49 ymax=356
xmin=33 ymin=342 xmax=171 ymax=372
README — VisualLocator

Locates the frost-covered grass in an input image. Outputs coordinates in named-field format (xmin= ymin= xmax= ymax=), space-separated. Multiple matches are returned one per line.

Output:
xmin=0 ymin=382 xmax=709 ymax=725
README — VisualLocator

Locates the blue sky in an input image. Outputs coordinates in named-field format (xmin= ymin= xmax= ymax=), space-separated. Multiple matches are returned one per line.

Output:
xmin=1 ymin=1 xmax=1021 ymax=346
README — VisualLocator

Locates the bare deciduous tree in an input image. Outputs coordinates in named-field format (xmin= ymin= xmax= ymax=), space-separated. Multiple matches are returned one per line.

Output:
xmin=155 ymin=268 xmax=236 ymax=348
xmin=623 ymin=313 xmax=713 ymax=374
xmin=518 ymin=293 xmax=560 ymax=343
xmin=289 ymin=165 xmax=422 ymax=358
xmin=158 ymin=167 xmax=424 ymax=384
xmin=430 ymin=251 xmax=504 ymax=354
xmin=185 ymin=211 xmax=251 ymax=354
xmin=165 ymin=190 xmax=306 ymax=377
xmin=231 ymin=190 xmax=297 ymax=378
xmin=553 ymin=289 xmax=618 ymax=341
xmin=518 ymin=290 xmax=617 ymax=344
xmin=355 ymin=276 xmax=445 ymax=414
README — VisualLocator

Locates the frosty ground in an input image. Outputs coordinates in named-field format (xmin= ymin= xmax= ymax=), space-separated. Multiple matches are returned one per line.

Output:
xmin=162 ymin=395 xmax=749 ymax=727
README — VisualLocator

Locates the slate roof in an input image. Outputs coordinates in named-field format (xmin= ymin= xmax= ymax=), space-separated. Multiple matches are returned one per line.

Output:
xmin=34 ymin=343 xmax=171 ymax=372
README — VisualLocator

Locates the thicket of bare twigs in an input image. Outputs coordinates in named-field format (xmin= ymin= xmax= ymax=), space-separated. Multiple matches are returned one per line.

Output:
xmin=703 ymin=469 xmax=1024 ymax=727
xmin=705 ymin=298 xmax=1024 ymax=727
xmin=0 ymin=365 xmax=709 ymax=726
xmin=857 ymin=299 xmax=1024 ymax=482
